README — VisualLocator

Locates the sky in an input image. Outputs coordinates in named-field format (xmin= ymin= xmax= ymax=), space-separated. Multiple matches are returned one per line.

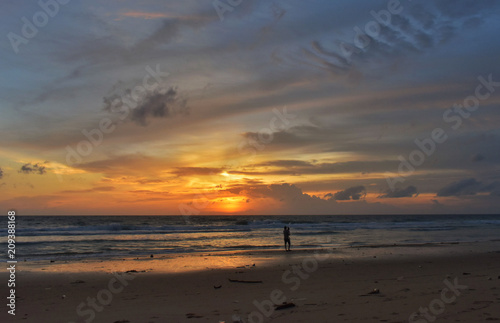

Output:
xmin=1 ymin=0 xmax=500 ymax=215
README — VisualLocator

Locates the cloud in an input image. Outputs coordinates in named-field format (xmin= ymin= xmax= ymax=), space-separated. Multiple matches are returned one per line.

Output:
xmin=256 ymin=160 xmax=313 ymax=168
xmin=173 ymin=167 xmax=223 ymax=177
xmin=226 ymin=183 xmax=326 ymax=206
xmin=471 ymin=154 xmax=485 ymax=162
xmin=290 ymin=0 xmax=500 ymax=79
xmin=51 ymin=8 xmax=220 ymax=69
xmin=224 ymin=182 xmax=399 ymax=215
xmin=118 ymin=12 xmax=179 ymax=20
xmin=128 ymin=190 xmax=169 ymax=196
xmin=134 ymin=178 xmax=165 ymax=185
xmin=241 ymin=129 xmax=308 ymax=148
xmin=436 ymin=178 xmax=481 ymax=197
xmin=325 ymin=186 xmax=366 ymax=201
xmin=76 ymin=154 xmax=169 ymax=177
xmin=104 ymin=87 xmax=188 ymax=126
xmin=19 ymin=163 xmax=47 ymax=175
xmin=234 ymin=159 xmax=397 ymax=176
xmin=433 ymin=0 xmax=497 ymax=19
xmin=132 ymin=14 xmax=217 ymax=50
xmin=379 ymin=186 xmax=418 ymax=198
xmin=480 ymin=182 xmax=500 ymax=197
xmin=0 ymin=167 xmax=3 ymax=179
xmin=62 ymin=186 xmax=115 ymax=194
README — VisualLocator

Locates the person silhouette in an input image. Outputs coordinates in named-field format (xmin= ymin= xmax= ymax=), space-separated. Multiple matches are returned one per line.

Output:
xmin=283 ymin=226 xmax=291 ymax=251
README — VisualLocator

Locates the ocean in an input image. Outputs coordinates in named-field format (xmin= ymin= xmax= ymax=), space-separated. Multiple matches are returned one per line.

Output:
xmin=7 ymin=214 xmax=500 ymax=262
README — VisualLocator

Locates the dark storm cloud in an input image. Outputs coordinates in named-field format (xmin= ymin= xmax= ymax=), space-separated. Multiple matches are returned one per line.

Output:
xmin=325 ymin=186 xmax=366 ymax=201
xmin=104 ymin=87 xmax=188 ymax=126
xmin=437 ymin=178 xmax=481 ymax=197
xmin=379 ymin=185 xmax=418 ymax=198
xmin=19 ymin=163 xmax=46 ymax=175
xmin=129 ymin=88 xmax=188 ymax=126
xmin=435 ymin=178 xmax=500 ymax=197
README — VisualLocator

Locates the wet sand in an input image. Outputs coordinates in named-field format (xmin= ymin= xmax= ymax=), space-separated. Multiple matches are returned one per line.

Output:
xmin=2 ymin=242 xmax=500 ymax=323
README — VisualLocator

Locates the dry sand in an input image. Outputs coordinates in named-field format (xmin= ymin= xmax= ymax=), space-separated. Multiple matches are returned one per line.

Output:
xmin=2 ymin=244 xmax=500 ymax=323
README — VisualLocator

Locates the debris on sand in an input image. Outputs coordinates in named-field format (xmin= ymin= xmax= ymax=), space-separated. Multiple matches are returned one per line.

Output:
xmin=275 ymin=302 xmax=296 ymax=310
xmin=124 ymin=269 xmax=147 ymax=273
xmin=360 ymin=288 xmax=381 ymax=296
xmin=228 ymin=279 xmax=263 ymax=284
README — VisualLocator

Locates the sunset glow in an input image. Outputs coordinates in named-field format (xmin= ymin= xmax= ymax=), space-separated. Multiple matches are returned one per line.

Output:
xmin=1 ymin=1 xmax=500 ymax=215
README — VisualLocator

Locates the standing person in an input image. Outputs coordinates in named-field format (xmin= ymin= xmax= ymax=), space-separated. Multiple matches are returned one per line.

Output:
xmin=283 ymin=226 xmax=291 ymax=251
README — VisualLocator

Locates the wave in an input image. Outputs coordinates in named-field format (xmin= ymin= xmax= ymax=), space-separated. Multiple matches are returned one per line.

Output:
xmin=12 ymin=214 xmax=500 ymax=261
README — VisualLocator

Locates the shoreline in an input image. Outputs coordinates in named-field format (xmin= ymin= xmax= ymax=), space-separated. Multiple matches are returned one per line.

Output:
xmin=2 ymin=244 xmax=500 ymax=322
xmin=16 ymin=239 xmax=500 ymax=274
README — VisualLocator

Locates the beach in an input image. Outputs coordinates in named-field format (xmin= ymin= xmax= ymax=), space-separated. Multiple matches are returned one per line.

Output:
xmin=3 ymin=242 xmax=500 ymax=323
xmin=4 ymin=1 xmax=500 ymax=323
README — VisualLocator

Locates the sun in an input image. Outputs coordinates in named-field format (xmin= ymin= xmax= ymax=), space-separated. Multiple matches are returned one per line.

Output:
xmin=217 ymin=197 xmax=247 ymax=213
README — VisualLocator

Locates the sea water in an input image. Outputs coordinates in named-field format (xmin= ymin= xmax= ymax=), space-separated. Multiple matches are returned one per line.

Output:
xmin=5 ymin=214 xmax=500 ymax=261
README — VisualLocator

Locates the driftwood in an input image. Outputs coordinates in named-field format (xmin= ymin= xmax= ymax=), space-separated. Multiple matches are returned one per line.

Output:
xmin=228 ymin=279 xmax=263 ymax=284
